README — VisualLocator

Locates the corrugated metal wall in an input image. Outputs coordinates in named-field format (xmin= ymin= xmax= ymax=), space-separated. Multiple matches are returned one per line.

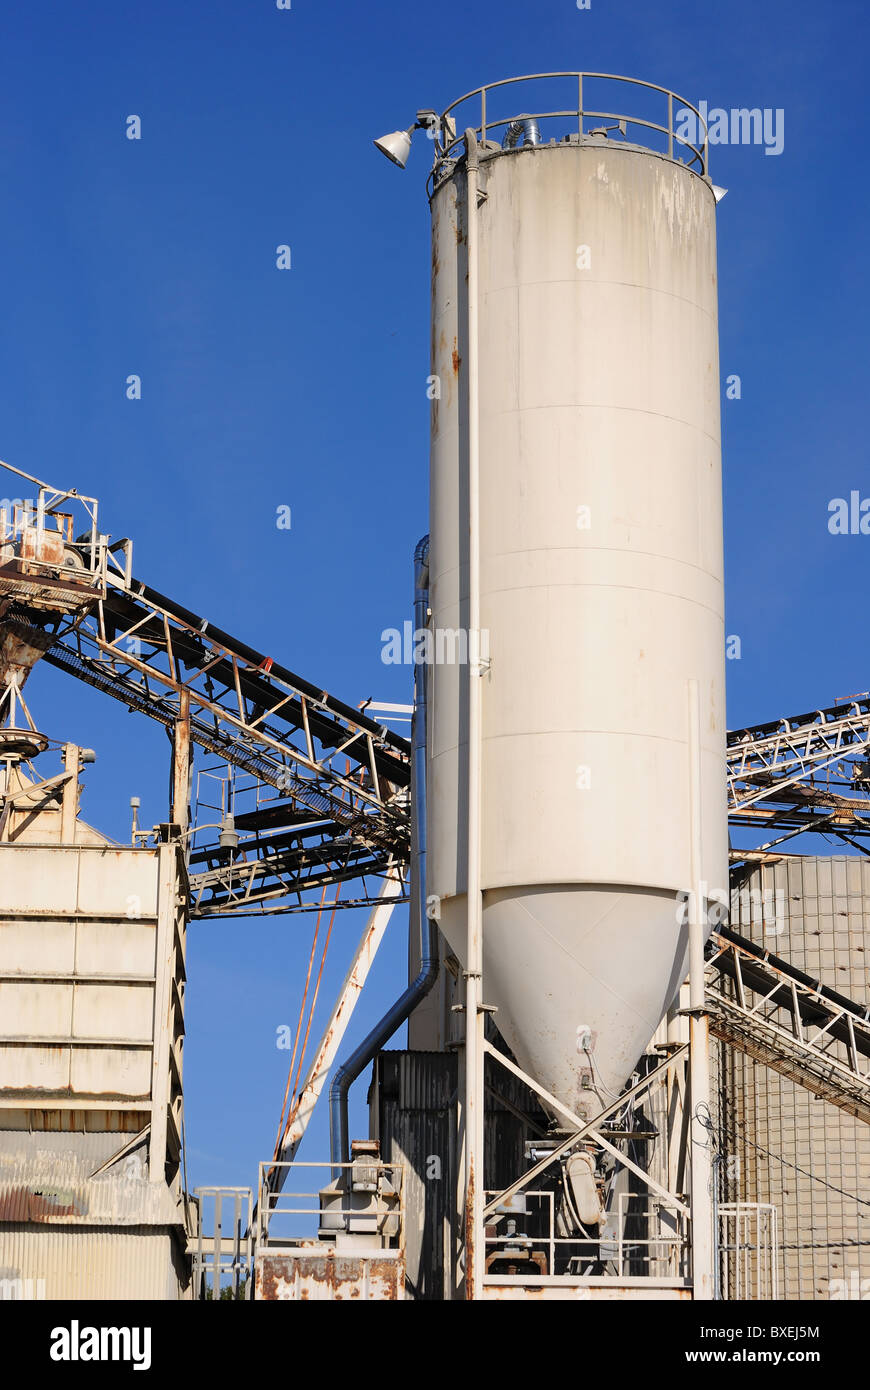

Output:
xmin=0 ymin=1130 xmax=178 ymax=1225
xmin=372 ymin=1049 xmax=547 ymax=1300
xmin=720 ymin=856 xmax=870 ymax=1299
xmin=0 ymin=1225 xmax=189 ymax=1300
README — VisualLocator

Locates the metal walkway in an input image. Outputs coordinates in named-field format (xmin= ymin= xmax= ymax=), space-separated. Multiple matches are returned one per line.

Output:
xmin=728 ymin=698 xmax=870 ymax=863
xmin=45 ymin=574 xmax=412 ymax=915
xmin=706 ymin=925 xmax=870 ymax=1124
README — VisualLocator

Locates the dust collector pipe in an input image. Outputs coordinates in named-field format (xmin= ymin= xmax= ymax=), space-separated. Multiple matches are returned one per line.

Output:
xmin=502 ymin=116 xmax=541 ymax=148
xmin=328 ymin=535 xmax=438 ymax=1167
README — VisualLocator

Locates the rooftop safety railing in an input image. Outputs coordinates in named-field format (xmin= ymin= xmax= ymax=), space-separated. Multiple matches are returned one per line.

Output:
xmin=0 ymin=456 xmax=121 ymax=597
xmin=191 ymin=1186 xmax=254 ymax=1301
xmin=718 ymin=1202 xmax=779 ymax=1301
xmin=256 ymin=1159 xmax=405 ymax=1249
xmin=483 ymin=1187 xmax=688 ymax=1281
xmin=433 ymin=72 xmax=708 ymax=176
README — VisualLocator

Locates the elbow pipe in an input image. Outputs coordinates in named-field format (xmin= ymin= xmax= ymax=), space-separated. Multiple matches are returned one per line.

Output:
xmin=329 ymin=535 xmax=438 ymax=1168
xmin=502 ymin=116 xmax=541 ymax=149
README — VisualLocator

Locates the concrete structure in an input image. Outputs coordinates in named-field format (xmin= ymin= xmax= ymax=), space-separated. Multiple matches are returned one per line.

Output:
xmin=718 ymin=856 xmax=870 ymax=1300
xmin=0 ymin=745 xmax=191 ymax=1299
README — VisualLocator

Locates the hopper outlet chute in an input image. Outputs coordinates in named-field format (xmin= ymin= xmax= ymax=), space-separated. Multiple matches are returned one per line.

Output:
xmin=0 ymin=618 xmax=54 ymax=693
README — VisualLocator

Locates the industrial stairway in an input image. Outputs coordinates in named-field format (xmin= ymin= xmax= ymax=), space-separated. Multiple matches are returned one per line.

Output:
xmin=705 ymin=924 xmax=870 ymax=1124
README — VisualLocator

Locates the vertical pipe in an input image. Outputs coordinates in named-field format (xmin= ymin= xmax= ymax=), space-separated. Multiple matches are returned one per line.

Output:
xmin=462 ymin=128 xmax=485 ymax=1301
xmin=666 ymin=1000 xmax=685 ymax=1204
xmin=232 ymin=1192 xmax=241 ymax=1299
xmin=60 ymin=743 xmax=79 ymax=845
xmin=149 ymin=844 xmax=176 ymax=1185
xmin=328 ymin=537 xmax=438 ymax=1169
xmin=196 ymin=1194 xmax=204 ymax=1300
xmin=213 ymin=1193 xmax=222 ymax=1301
xmin=688 ymin=677 xmax=715 ymax=1300
xmin=171 ymin=687 xmax=191 ymax=832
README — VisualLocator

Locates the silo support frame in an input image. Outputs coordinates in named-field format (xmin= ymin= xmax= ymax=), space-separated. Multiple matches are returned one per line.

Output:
xmin=481 ymin=1040 xmax=690 ymax=1220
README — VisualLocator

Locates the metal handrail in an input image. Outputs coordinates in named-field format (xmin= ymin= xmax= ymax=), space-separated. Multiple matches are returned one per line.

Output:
xmin=718 ymin=1202 xmax=779 ymax=1300
xmin=192 ymin=1186 xmax=254 ymax=1301
xmin=483 ymin=1187 xmax=686 ymax=1280
xmin=256 ymin=1160 xmax=405 ymax=1247
xmin=435 ymin=72 xmax=708 ymax=175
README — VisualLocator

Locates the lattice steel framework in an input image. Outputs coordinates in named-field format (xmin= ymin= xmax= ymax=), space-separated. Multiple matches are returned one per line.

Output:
xmin=728 ymin=699 xmax=870 ymax=866
xmin=0 ymin=459 xmax=410 ymax=917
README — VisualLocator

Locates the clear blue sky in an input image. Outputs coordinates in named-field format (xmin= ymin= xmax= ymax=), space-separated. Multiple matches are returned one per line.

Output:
xmin=1 ymin=0 xmax=867 ymax=1191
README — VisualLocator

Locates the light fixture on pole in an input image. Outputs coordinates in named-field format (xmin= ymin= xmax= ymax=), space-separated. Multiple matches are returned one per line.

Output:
xmin=373 ymin=127 xmax=414 ymax=168
xmin=374 ymin=110 xmax=442 ymax=168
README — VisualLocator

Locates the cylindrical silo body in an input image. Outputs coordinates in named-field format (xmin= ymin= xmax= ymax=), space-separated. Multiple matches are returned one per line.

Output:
xmin=427 ymin=135 xmax=727 ymax=1120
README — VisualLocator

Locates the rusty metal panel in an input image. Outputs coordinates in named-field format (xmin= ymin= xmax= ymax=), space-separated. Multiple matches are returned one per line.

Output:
xmin=0 ymin=1129 xmax=183 ymax=1227
xmin=0 ymin=562 xmax=99 ymax=614
xmin=68 ymin=1046 xmax=152 ymax=1099
xmin=0 ymin=1045 xmax=70 ymax=1091
xmin=19 ymin=527 xmax=64 ymax=566
xmin=255 ymin=1248 xmax=404 ymax=1301
xmin=0 ymin=1109 xmax=149 ymax=1134
xmin=0 ymin=620 xmax=54 ymax=691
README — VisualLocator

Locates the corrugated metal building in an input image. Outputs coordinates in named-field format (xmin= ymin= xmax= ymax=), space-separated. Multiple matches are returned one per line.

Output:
xmin=719 ymin=856 xmax=870 ymax=1300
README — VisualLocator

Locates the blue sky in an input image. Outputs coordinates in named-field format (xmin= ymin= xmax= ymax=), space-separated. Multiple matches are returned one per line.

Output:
xmin=0 ymin=0 xmax=867 ymax=1190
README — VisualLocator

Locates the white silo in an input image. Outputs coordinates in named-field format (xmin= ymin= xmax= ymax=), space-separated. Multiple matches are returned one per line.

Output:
xmin=426 ymin=77 xmax=727 ymax=1122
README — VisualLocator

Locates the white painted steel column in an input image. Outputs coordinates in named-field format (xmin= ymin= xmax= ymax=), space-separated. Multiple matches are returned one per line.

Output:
xmin=149 ymin=843 xmax=176 ymax=1183
xmin=171 ymin=688 xmax=191 ymax=832
xmin=60 ymin=743 xmax=79 ymax=844
xmin=462 ymin=128 xmax=485 ymax=1301
xmin=688 ymin=678 xmax=714 ymax=1299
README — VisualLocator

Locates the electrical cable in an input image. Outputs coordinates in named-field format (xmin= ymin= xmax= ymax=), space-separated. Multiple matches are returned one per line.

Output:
xmin=718 ymin=1112 xmax=870 ymax=1212
xmin=272 ymin=883 xmax=328 ymax=1158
